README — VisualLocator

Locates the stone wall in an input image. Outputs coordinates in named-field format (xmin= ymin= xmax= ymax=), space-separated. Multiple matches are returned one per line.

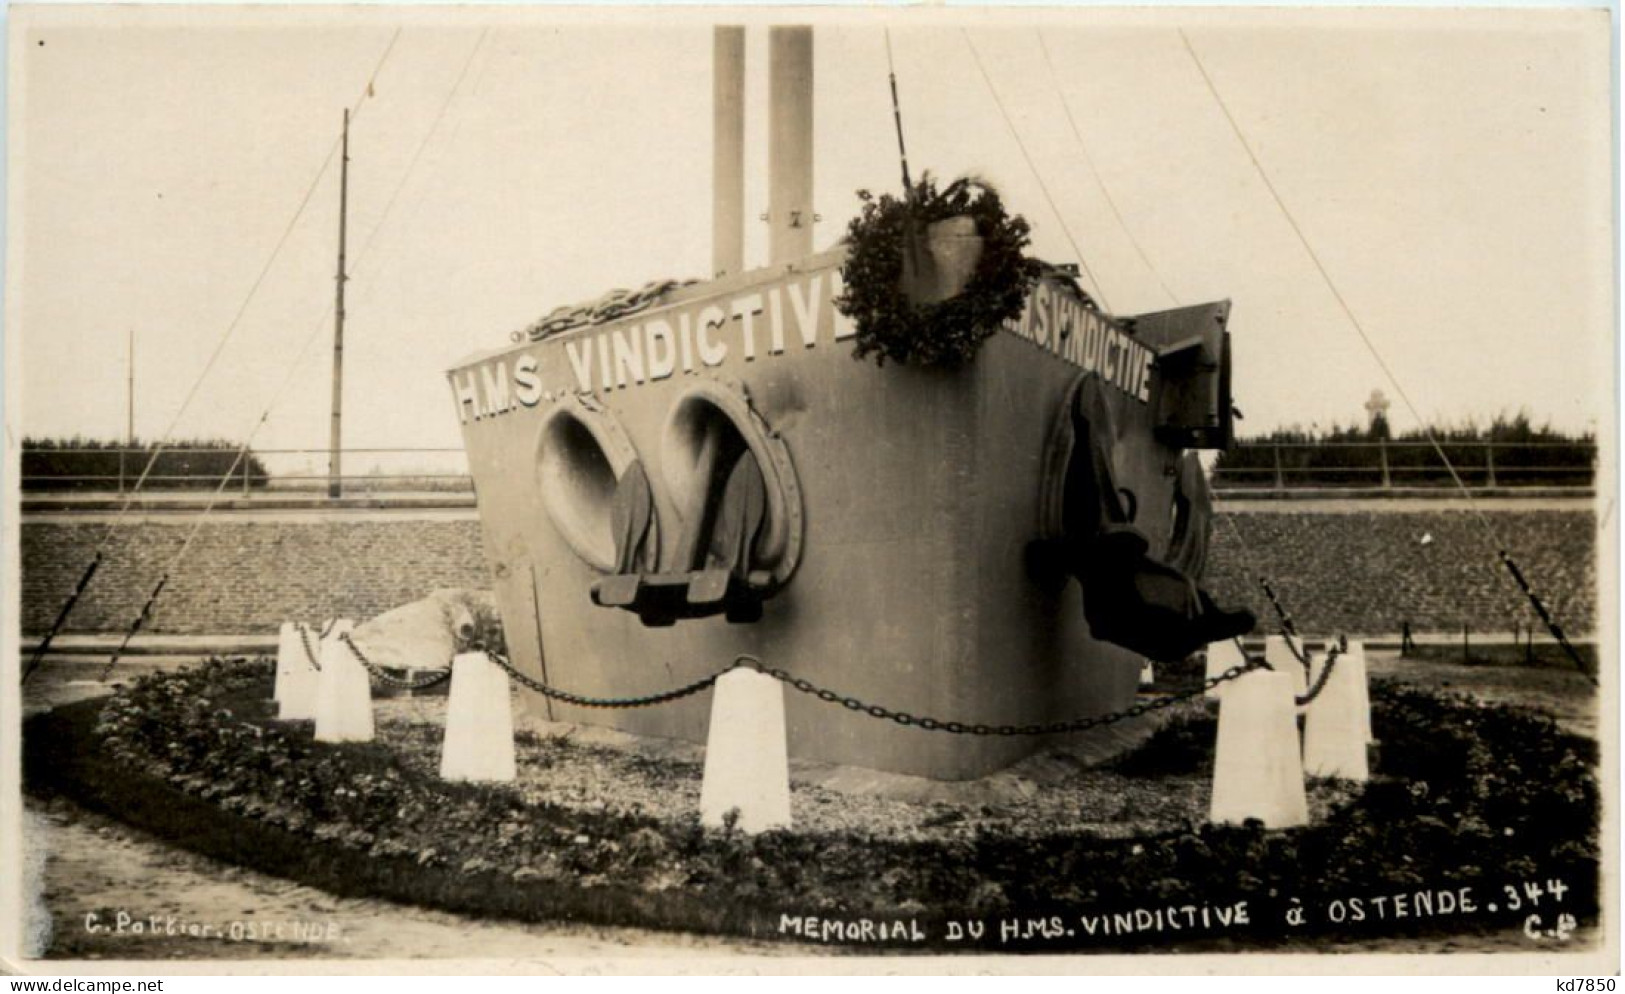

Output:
xmin=1205 ymin=506 xmax=1596 ymax=637
xmin=21 ymin=516 xmax=490 ymax=636
xmin=21 ymin=503 xmax=1596 ymax=637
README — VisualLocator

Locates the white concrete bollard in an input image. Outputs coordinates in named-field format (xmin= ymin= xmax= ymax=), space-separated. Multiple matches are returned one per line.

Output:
xmin=1210 ymin=667 xmax=1309 ymax=829
xmin=700 ymin=668 xmax=791 ymax=834
xmin=1264 ymin=634 xmax=1308 ymax=698
xmin=313 ymin=620 xmax=374 ymax=743
xmin=1295 ymin=647 xmax=1326 ymax=719
xmin=1303 ymin=647 xmax=1371 ymax=782
xmin=1343 ymin=640 xmax=1373 ymax=744
xmin=1265 ymin=634 xmax=1310 ymax=717
xmin=439 ymin=651 xmax=517 ymax=783
xmin=273 ymin=621 xmax=299 ymax=703
xmin=1205 ymin=639 xmax=1248 ymax=700
xmin=277 ymin=623 xmax=321 ymax=721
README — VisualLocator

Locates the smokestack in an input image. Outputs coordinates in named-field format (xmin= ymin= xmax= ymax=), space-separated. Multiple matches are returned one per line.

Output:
xmin=712 ymin=26 xmax=745 ymax=279
xmin=767 ymin=26 xmax=814 ymax=266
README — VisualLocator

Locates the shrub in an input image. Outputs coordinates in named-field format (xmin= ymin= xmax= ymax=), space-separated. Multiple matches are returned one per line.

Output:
xmin=1213 ymin=414 xmax=1594 ymax=489
xmin=22 ymin=437 xmax=270 ymax=492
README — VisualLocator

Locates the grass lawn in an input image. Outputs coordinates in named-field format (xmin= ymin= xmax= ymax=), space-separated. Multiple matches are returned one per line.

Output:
xmin=1398 ymin=640 xmax=1597 ymax=675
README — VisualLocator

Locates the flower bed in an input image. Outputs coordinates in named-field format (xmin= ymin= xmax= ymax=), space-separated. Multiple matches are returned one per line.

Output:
xmin=26 ymin=657 xmax=1600 ymax=952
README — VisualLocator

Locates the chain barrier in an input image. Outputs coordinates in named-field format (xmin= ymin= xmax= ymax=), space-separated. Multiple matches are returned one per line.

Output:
xmin=1278 ymin=623 xmax=1313 ymax=672
xmin=1215 ymin=516 xmax=1312 ymax=672
xmin=1498 ymin=549 xmax=1597 ymax=687
xmin=474 ymin=640 xmax=1338 ymax=734
xmin=1256 ymin=575 xmax=1299 ymax=640
xmin=1256 ymin=578 xmax=1312 ymax=671
xmin=481 ymin=648 xmax=728 ymax=709
xmin=742 ymin=655 xmax=1267 ymax=736
xmin=1292 ymin=643 xmax=1342 ymax=708
xmin=339 ymin=632 xmax=453 ymax=691
xmin=22 ymin=553 xmax=103 ymax=685
xmin=100 ymin=573 xmax=169 ymax=681
xmin=297 ymin=623 xmax=322 ymax=671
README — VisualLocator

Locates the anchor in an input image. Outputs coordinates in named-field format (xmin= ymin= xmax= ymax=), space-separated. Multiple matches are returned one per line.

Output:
xmin=591 ymin=443 xmax=775 ymax=626
xmin=1060 ymin=376 xmax=1256 ymax=663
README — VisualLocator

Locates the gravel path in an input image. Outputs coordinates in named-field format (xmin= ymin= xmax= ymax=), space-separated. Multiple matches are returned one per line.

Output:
xmin=371 ymin=691 xmax=1360 ymax=842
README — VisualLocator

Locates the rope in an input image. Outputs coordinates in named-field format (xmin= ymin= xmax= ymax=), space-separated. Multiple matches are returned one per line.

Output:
xmin=1035 ymin=31 xmax=1179 ymax=307
xmin=1178 ymin=29 xmax=1593 ymax=687
xmin=961 ymin=29 xmax=1112 ymax=313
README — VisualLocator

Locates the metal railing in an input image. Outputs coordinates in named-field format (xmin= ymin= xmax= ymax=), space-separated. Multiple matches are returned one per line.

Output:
xmin=1212 ymin=439 xmax=1595 ymax=492
xmin=20 ymin=446 xmax=473 ymax=496
xmin=21 ymin=439 xmax=1598 ymax=496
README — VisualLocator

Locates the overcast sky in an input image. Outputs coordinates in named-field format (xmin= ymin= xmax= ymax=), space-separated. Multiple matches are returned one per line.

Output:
xmin=7 ymin=5 xmax=1614 ymax=472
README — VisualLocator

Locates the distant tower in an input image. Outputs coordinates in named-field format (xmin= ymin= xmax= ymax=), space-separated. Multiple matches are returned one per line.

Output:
xmin=1364 ymin=388 xmax=1391 ymax=439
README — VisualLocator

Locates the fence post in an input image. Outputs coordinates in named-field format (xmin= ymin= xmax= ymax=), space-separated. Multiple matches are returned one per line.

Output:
xmin=1485 ymin=443 xmax=1497 ymax=488
xmin=1272 ymin=444 xmax=1284 ymax=491
xmin=1378 ymin=437 xmax=1391 ymax=489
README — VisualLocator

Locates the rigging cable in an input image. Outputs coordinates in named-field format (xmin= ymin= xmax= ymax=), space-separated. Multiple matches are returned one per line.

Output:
xmin=23 ymin=28 xmax=405 ymax=682
xmin=1035 ymin=31 xmax=1180 ymax=308
xmin=1177 ymin=28 xmax=1593 ymax=685
xmin=95 ymin=27 xmax=403 ymax=548
xmin=352 ymin=29 xmax=491 ymax=281
xmin=1025 ymin=38 xmax=1313 ymax=658
xmin=93 ymin=30 xmax=492 ymax=680
xmin=961 ymin=29 xmax=1113 ymax=314
xmin=883 ymin=29 xmax=914 ymax=195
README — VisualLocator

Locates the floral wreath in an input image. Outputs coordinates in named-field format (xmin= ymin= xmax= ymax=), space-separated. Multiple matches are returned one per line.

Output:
xmin=834 ymin=175 xmax=1042 ymax=369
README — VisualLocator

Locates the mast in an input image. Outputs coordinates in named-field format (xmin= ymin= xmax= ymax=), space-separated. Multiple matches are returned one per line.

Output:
xmin=328 ymin=108 xmax=349 ymax=499
xmin=121 ymin=327 xmax=134 ymax=493
xmin=767 ymin=26 xmax=814 ymax=265
xmin=712 ymin=26 xmax=746 ymax=279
